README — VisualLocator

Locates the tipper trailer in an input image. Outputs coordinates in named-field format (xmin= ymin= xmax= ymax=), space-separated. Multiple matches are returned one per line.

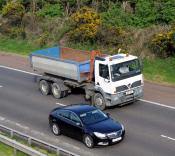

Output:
xmin=30 ymin=47 xmax=143 ymax=110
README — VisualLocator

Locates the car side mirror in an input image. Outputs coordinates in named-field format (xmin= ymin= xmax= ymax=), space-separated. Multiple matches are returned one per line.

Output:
xmin=106 ymin=113 xmax=110 ymax=117
xmin=76 ymin=122 xmax=81 ymax=127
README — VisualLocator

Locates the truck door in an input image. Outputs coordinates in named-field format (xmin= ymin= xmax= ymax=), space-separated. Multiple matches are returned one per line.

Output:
xmin=94 ymin=62 xmax=111 ymax=94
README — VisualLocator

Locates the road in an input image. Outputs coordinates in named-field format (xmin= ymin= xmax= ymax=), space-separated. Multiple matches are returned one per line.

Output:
xmin=0 ymin=66 xmax=175 ymax=156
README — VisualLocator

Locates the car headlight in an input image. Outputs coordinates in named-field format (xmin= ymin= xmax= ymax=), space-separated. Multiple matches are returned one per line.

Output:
xmin=121 ymin=124 xmax=125 ymax=131
xmin=94 ymin=132 xmax=107 ymax=139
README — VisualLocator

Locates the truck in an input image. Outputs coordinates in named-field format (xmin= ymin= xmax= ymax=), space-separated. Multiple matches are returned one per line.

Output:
xmin=30 ymin=46 xmax=144 ymax=110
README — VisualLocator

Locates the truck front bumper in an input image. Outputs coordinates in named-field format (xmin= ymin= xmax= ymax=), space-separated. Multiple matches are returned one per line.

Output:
xmin=105 ymin=86 xmax=144 ymax=107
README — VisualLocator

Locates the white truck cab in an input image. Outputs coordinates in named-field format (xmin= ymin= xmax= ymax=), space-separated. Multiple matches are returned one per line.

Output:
xmin=93 ymin=53 xmax=144 ymax=108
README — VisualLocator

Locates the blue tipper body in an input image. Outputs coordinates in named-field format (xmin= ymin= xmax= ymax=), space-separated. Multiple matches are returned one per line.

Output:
xmin=30 ymin=47 xmax=91 ymax=82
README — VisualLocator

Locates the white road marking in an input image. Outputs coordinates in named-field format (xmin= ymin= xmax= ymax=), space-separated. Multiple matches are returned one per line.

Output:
xmin=56 ymin=102 xmax=66 ymax=106
xmin=0 ymin=65 xmax=41 ymax=76
xmin=140 ymin=99 xmax=175 ymax=110
xmin=1 ymin=65 xmax=175 ymax=111
xmin=0 ymin=85 xmax=3 ymax=88
xmin=15 ymin=123 xmax=29 ymax=130
xmin=161 ymin=135 xmax=175 ymax=141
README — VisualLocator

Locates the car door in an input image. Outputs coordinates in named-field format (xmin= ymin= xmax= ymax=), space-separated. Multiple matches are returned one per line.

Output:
xmin=69 ymin=112 xmax=84 ymax=141
xmin=57 ymin=110 xmax=71 ymax=136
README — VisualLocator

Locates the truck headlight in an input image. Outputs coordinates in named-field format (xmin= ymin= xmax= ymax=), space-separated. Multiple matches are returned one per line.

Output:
xmin=94 ymin=132 xmax=107 ymax=139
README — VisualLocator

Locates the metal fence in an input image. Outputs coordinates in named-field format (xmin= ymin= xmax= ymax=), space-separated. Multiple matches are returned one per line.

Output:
xmin=0 ymin=124 xmax=80 ymax=156
xmin=0 ymin=134 xmax=46 ymax=156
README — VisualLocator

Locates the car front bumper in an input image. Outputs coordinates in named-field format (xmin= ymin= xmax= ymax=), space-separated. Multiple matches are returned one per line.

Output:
xmin=93 ymin=130 xmax=125 ymax=146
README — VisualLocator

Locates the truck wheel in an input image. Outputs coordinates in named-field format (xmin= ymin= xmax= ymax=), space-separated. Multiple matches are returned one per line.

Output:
xmin=39 ymin=80 xmax=51 ymax=95
xmin=51 ymin=83 xmax=63 ymax=99
xmin=63 ymin=90 xmax=68 ymax=97
xmin=84 ymin=94 xmax=91 ymax=101
xmin=92 ymin=93 xmax=106 ymax=110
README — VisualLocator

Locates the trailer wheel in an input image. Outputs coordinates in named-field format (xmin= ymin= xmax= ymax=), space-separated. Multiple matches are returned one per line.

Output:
xmin=39 ymin=80 xmax=51 ymax=95
xmin=92 ymin=93 xmax=106 ymax=110
xmin=51 ymin=83 xmax=63 ymax=99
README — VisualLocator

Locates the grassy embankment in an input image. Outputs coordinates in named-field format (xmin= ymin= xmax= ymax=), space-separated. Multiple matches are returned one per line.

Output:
xmin=0 ymin=37 xmax=175 ymax=85
xmin=0 ymin=142 xmax=28 ymax=156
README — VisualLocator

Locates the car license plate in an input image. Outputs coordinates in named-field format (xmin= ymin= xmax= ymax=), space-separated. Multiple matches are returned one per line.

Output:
xmin=126 ymin=90 xmax=133 ymax=95
xmin=112 ymin=137 xmax=122 ymax=142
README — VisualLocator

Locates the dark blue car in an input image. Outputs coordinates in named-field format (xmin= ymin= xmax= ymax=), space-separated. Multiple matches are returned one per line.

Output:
xmin=49 ymin=104 xmax=125 ymax=148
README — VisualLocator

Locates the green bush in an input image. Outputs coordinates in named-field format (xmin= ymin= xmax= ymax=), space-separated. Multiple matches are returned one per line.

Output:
xmin=37 ymin=3 xmax=63 ymax=17
xmin=156 ymin=0 xmax=175 ymax=24
xmin=0 ymin=0 xmax=6 ymax=11
xmin=9 ymin=27 xmax=26 ymax=39
xmin=36 ymin=31 xmax=49 ymax=47
xmin=132 ymin=0 xmax=157 ymax=27
xmin=101 ymin=4 xmax=133 ymax=28
xmin=150 ymin=27 xmax=175 ymax=58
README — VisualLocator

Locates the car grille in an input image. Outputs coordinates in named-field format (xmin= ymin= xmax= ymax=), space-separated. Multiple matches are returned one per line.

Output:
xmin=107 ymin=130 xmax=122 ymax=139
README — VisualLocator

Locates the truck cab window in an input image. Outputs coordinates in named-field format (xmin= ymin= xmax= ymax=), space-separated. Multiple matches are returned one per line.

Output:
xmin=99 ymin=64 xmax=109 ymax=79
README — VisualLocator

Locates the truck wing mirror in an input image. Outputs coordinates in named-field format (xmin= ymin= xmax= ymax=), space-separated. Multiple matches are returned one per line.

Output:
xmin=104 ymin=78 xmax=110 ymax=83
xmin=139 ymin=58 xmax=143 ymax=71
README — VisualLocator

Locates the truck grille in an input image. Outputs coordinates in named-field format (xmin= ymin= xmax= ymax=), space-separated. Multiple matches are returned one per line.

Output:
xmin=131 ymin=80 xmax=141 ymax=88
xmin=116 ymin=80 xmax=141 ymax=92
xmin=116 ymin=85 xmax=128 ymax=92
xmin=107 ymin=130 xmax=122 ymax=139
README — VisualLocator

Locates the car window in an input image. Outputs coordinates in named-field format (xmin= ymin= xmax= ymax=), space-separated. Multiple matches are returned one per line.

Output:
xmin=70 ymin=112 xmax=81 ymax=123
xmin=58 ymin=110 xmax=70 ymax=120
xmin=80 ymin=109 xmax=108 ymax=125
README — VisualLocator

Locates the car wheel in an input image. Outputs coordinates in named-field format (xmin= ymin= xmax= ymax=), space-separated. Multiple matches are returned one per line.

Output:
xmin=83 ymin=135 xmax=94 ymax=148
xmin=51 ymin=83 xmax=63 ymax=99
xmin=93 ymin=93 xmax=106 ymax=110
xmin=51 ymin=123 xmax=61 ymax=136
xmin=39 ymin=80 xmax=51 ymax=95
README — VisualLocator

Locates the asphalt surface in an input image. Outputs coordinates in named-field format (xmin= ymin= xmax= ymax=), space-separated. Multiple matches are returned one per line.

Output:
xmin=0 ymin=66 xmax=175 ymax=156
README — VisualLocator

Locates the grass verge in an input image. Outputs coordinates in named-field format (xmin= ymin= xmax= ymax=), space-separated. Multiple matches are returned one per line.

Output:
xmin=0 ymin=142 xmax=28 ymax=156
xmin=0 ymin=132 xmax=57 ymax=156
xmin=0 ymin=37 xmax=40 ymax=55
xmin=143 ymin=57 xmax=175 ymax=85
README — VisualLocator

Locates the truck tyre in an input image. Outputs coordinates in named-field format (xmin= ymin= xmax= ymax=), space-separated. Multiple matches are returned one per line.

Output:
xmin=92 ymin=93 xmax=106 ymax=110
xmin=39 ymin=80 xmax=51 ymax=95
xmin=63 ymin=90 xmax=68 ymax=97
xmin=84 ymin=94 xmax=91 ymax=101
xmin=51 ymin=83 xmax=63 ymax=99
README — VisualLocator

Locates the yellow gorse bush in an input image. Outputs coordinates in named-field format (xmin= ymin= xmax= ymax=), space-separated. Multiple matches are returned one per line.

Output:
xmin=2 ymin=1 xmax=25 ymax=17
xmin=70 ymin=7 xmax=101 ymax=41
xmin=151 ymin=26 xmax=175 ymax=58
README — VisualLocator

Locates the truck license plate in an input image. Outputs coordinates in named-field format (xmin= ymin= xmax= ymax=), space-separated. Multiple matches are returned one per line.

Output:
xmin=126 ymin=90 xmax=133 ymax=95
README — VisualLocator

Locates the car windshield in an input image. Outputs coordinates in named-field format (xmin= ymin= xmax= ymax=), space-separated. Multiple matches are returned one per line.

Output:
xmin=111 ymin=59 xmax=141 ymax=81
xmin=79 ymin=109 xmax=108 ymax=125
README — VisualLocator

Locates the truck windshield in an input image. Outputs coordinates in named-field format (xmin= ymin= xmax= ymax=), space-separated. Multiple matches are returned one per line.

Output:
xmin=110 ymin=59 xmax=141 ymax=82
